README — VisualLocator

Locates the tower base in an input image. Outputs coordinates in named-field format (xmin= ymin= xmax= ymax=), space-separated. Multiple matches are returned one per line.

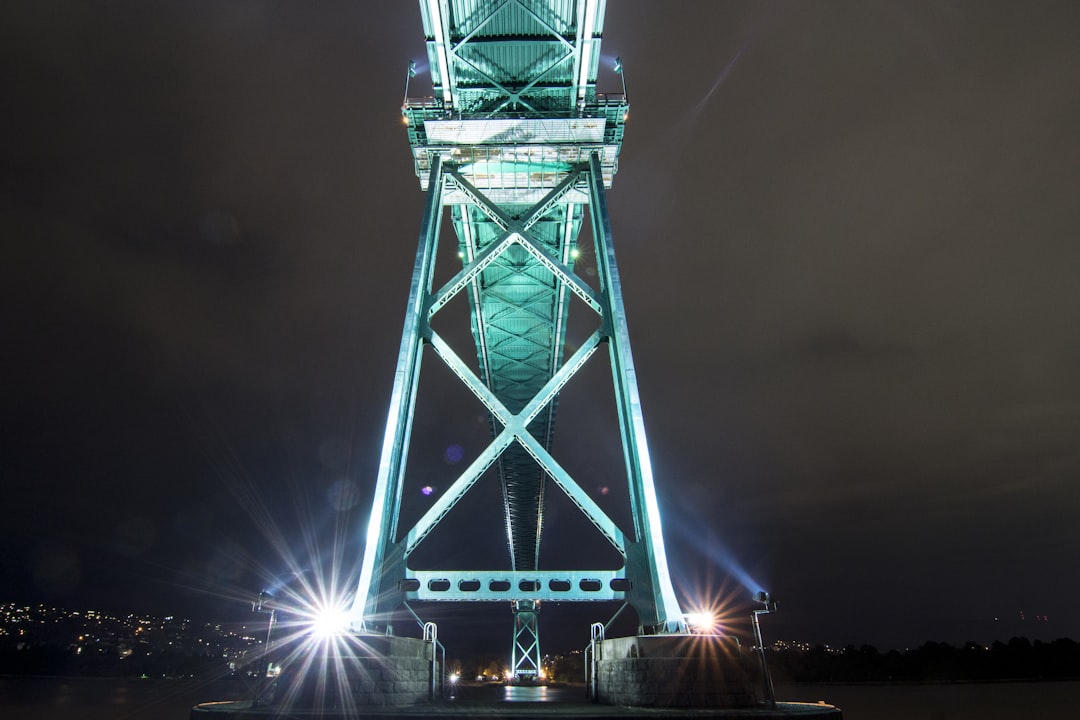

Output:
xmin=594 ymin=635 xmax=760 ymax=709
xmin=197 ymin=634 xmax=436 ymax=716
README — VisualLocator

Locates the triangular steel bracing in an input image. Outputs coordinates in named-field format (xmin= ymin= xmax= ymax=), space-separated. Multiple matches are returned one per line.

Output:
xmin=351 ymin=1 xmax=686 ymax=678
xmin=350 ymin=154 xmax=685 ymax=636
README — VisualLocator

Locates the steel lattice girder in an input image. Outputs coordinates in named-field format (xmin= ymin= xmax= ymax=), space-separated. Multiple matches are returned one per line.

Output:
xmin=419 ymin=0 xmax=607 ymax=113
xmin=350 ymin=154 xmax=685 ymax=633
xmin=350 ymin=0 xmax=685 ymax=637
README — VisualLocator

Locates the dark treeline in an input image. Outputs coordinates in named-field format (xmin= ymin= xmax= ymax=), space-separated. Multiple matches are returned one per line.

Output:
xmin=770 ymin=638 xmax=1080 ymax=683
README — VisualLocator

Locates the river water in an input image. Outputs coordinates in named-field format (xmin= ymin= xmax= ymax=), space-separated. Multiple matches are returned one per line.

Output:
xmin=1 ymin=676 xmax=1077 ymax=719
xmin=0 ymin=676 xmax=251 ymax=720
xmin=777 ymin=680 xmax=1080 ymax=719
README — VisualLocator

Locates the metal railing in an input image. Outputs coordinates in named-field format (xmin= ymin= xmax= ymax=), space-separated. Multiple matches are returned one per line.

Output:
xmin=584 ymin=621 xmax=605 ymax=702
xmin=423 ymin=622 xmax=446 ymax=701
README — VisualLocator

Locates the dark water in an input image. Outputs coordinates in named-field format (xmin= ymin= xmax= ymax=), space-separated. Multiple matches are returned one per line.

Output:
xmin=777 ymin=680 xmax=1080 ymax=719
xmin=0 ymin=676 xmax=251 ymax=720
xmin=1 ymin=676 xmax=1077 ymax=719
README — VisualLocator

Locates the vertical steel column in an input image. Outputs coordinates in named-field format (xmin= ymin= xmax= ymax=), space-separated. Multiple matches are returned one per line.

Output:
xmin=350 ymin=157 xmax=445 ymax=632
xmin=587 ymin=153 xmax=686 ymax=633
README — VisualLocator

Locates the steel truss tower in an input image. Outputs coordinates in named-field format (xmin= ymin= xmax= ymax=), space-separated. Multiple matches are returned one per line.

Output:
xmin=350 ymin=1 xmax=687 ymax=677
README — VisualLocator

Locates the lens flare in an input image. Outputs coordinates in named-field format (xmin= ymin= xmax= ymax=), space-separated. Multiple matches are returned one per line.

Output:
xmin=444 ymin=444 xmax=464 ymax=464
xmin=309 ymin=603 xmax=351 ymax=637
xmin=684 ymin=610 xmax=718 ymax=634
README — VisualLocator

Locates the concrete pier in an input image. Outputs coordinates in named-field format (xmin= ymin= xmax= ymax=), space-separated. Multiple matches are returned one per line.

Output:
xmin=191 ymin=635 xmax=842 ymax=719
xmin=244 ymin=634 xmax=434 ymax=712
xmin=594 ymin=635 xmax=760 ymax=708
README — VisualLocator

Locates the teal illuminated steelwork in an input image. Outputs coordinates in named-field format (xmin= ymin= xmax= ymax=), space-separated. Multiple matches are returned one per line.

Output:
xmin=351 ymin=1 xmax=687 ymax=676
xmin=512 ymin=600 xmax=541 ymax=681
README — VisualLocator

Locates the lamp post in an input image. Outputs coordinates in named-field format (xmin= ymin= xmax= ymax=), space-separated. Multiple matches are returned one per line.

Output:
xmin=252 ymin=591 xmax=277 ymax=704
xmin=751 ymin=591 xmax=777 ymax=709
xmin=613 ymin=56 xmax=628 ymax=101
xmin=403 ymin=60 xmax=417 ymax=109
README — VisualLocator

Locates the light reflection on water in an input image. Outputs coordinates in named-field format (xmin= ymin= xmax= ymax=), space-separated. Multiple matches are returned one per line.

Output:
xmin=502 ymin=684 xmax=550 ymax=701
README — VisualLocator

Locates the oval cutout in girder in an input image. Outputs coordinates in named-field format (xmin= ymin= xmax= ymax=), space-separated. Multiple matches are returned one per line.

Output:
xmin=609 ymin=578 xmax=632 ymax=592
xmin=548 ymin=580 xmax=572 ymax=592
xmin=427 ymin=579 xmax=451 ymax=592
xmin=579 ymin=579 xmax=602 ymax=592
xmin=519 ymin=579 xmax=540 ymax=592
xmin=489 ymin=580 xmax=511 ymax=592
xmin=458 ymin=579 xmax=481 ymax=592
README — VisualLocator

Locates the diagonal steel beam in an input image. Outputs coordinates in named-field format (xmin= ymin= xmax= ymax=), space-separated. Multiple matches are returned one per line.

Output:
xmin=447 ymin=167 xmax=581 ymax=233
xmin=512 ymin=0 xmax=576 ymax=53
xmin=450 ymin=0 xmax=512 ymax=55
xmin=486 ymin=45 xmax=574 ymax=117
xmin=514 ymin=430 xmax=626 ymax=554
xmin=458 ymin=214 xmax=495 ymax=390
xmin=446 ymin=169 xmax=516 ymax=229
xmin=514 ymin=232 xmax=603 ymax=313
xmin=522 ymin=170 xmax=583 ymax=230
xmin=428 ymin=330 xmax=513 ymax=426
xmin=404 ymin=330 xmax=608 ymax=559
xmin=519 ymin=330 xmax=602 ymax=427
xmin=428 ymin=229 xmax=517 ymax=317
xmin=401 ymin=428 xmax=515 ymax=557
xmin=450 ymin=51 xmax=539 ymax=114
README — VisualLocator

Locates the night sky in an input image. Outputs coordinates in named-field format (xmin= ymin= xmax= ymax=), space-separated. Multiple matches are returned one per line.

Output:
xmin=3 ymin=1 xmax=1079 ymax=654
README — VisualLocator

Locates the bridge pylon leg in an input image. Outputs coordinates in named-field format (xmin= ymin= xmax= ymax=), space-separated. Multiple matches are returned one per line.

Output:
xmin=349 ymin=1 xmax=688 ymax=682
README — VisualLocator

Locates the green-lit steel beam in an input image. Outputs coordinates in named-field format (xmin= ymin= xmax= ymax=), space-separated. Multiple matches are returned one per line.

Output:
xmin=587 ymin=152 xmax=686 ymax=633
xmin=350 ymin=0 xmax=687 ymax=650
xmin=351 ymin=158 xmax=444 ymax=630
xmin=512 ymin=600 xmax=541 ymax=680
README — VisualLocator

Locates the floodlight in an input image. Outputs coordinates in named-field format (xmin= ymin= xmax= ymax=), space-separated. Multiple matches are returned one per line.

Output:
xmin=403 ymin=59 xmax=418 ymax=107
xmin=613 ymin=57 xmax=628 ymax=101
xmin=684 ymin=611 xmax=717 ymax=634
xmin=253 ymin=590 xmax=273 ymax=614
xmin=750 ymin=590 xmax=777 ymax=708
xmin=310 ymin=605 xmax=350 ymax=637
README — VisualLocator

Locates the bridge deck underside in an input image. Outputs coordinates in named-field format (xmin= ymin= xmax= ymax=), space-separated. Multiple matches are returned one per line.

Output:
xmin=451 ymin=201 xmax=584 ymax=572
xmin=420 ymin=0 xmax=605 ymax=114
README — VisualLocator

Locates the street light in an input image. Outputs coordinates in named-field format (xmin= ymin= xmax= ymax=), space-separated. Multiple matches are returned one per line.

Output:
xmin=751 ymin=591 xmax=777 ymax=709
xmin=403 ymin=60 xmax=417 ymax=120
xmin=252 ymin=591 xmax=277 ymax=704
xmin=613 ymin=56 xmax=628 ymax=101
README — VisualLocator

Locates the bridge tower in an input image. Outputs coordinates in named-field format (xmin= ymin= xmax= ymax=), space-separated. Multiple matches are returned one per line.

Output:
xmin=350 ymin=0 xmax=687 ymax=677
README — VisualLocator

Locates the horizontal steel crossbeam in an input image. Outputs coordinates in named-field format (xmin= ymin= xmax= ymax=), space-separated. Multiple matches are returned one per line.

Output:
xmin=404 ymin=569 xmax=629 ymax=602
